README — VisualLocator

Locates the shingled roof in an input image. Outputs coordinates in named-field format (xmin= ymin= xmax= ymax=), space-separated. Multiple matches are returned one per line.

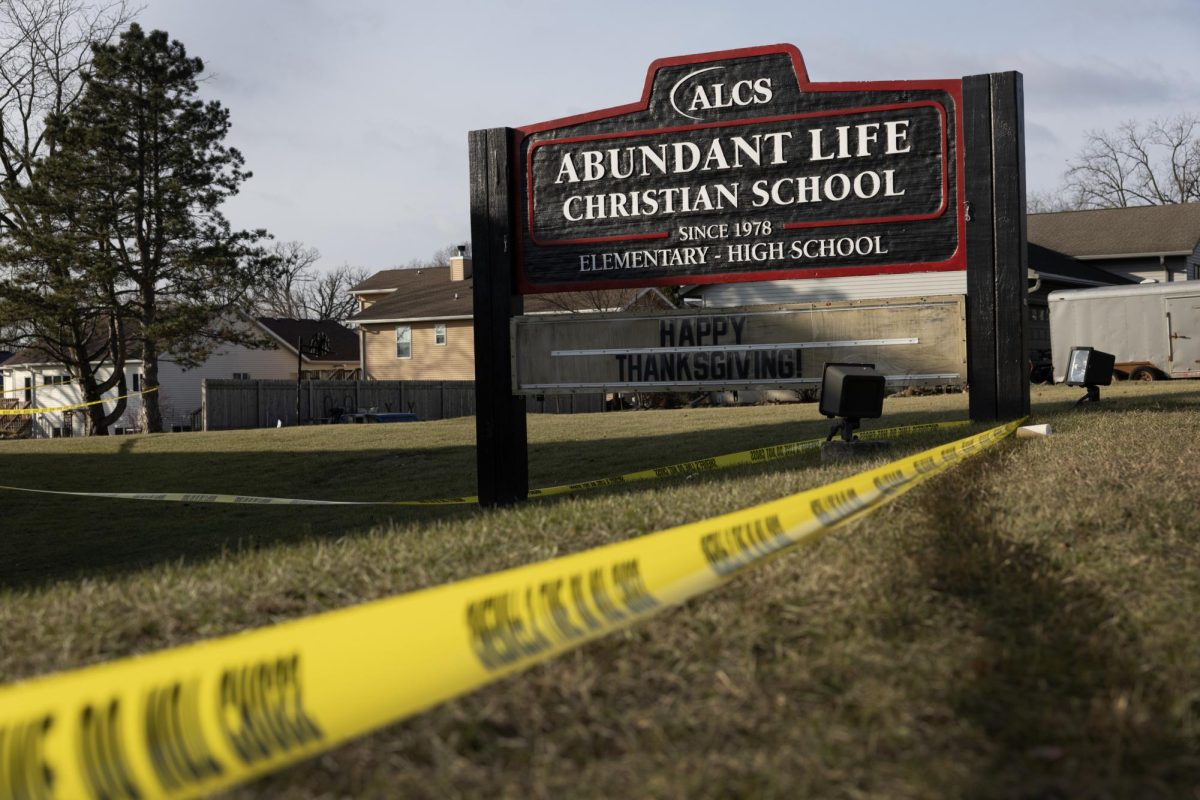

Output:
xmin=349 ymin=267 xmax=473 ymax=322
xmin=0 ymin=330 xmax=144 ymax=368
xmin=255 ymin=318 xmax=360 ymax=362
xmin=0 ymin=319 xmax=360 ymax=368
xmin=348 ymin=266 xmax=626 ymax=323
xmin=349 ymin=269 xmax=415 ymax=294
xmin=0 ymin=348 xmax=62 ymax=368
xmin=1028 ymin=204 xmax=1200 ymax=258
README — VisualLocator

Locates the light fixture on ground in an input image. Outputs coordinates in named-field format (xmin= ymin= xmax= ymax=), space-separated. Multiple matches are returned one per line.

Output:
xmin=1064 ymin=346 xmax=1115 ymax=406
xmin=819 ymin=362 xmax=889 ymax=459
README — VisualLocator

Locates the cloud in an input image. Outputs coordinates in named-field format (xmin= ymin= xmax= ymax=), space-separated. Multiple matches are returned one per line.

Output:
xmin=1024 ymin=120 xmax=1062 ymax=149
xmin=1020 ymin=56 xmax=1186 ymax=111
xmin=134 ymin=0 xmax=1200 ymax=269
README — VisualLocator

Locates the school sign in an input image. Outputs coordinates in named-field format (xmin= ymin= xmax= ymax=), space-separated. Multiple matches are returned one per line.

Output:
xmin=515 ymin=45 xmax=964 ymax=292
xmin=469 ymin=44 xmax=1028 ymax=505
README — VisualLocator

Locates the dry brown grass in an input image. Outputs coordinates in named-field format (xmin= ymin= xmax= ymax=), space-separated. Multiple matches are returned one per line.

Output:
xmin=2 ymin=382 xmax=1199 ymax=798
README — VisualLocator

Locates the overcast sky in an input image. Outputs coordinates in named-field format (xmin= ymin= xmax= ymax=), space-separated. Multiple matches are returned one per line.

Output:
xmin=139 ymin=0 xmax=1200 ymax=272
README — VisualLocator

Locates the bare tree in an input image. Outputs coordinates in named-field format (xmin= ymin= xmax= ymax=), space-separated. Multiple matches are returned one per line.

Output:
xmin=304 ymin=264 xmax=370 ymax=321
xmin=0 ymin=0 xmax=135 ymax=217
xmin=404 ymin=241 xmax=471 ymax=268
xmin=0 ymin=0 xmax=136 ymax=435
xmin=252 ymin=241 xmax=320 ymax=318
xmin=1026 ymin=188 xmax=1085 ymax=214
xmin=1062 ymin=115 xmax=1200 ymax=208
xmin=534 ymin=287 xmax=646 ymax=314
xmin=252 ymin=240 xmax=368 ymax=322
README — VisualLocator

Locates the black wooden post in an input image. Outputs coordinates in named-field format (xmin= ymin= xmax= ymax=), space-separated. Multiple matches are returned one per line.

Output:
xmin=469 ymin=127 xmax=528 ymax=506
xmin=964 ymin=71 xmax=1030 ymax=422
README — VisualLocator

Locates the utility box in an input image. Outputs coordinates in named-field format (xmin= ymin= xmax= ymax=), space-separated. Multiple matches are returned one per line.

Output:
xmin=1048 ymin=283 xmax=1200 ymax=382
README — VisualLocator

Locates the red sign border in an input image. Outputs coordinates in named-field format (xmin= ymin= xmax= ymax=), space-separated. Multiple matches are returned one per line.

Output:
xmin=512 ymin=44 xmax=966 ymax=295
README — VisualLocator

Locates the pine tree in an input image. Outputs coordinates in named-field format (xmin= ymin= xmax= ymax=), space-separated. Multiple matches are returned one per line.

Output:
xmin=44 ymin=23 xmax=274 ymax=432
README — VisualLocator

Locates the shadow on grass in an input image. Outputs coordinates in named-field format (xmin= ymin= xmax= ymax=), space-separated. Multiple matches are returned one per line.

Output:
xmin=0 ymin=441 xmax=485 ymax=591
xmin=0 ymin=482 xmax=484 ymax=593
xmin=908 ymin=455 xmax=1194 ymax=799
xmin=0 ymin=405 xmax=967 ymax=592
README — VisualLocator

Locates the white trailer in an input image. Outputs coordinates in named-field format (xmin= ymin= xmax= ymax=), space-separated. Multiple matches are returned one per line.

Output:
xmin=1048 ymin=283 xmax=1200 ymax=382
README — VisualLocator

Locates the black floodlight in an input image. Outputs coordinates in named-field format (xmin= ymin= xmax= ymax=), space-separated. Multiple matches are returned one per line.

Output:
xmin=820 ymin=362 xmax=886 ymax=442
xmin=1064 ymin=346 xmax=1115 ymax=406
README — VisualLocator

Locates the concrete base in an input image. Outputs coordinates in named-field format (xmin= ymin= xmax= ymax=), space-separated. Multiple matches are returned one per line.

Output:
xmin=820 ymin=439 xmax=892 ymax=462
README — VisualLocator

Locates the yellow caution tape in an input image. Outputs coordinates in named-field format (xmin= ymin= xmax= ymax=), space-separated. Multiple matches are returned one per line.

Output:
xmin=0 ymin=486 xmax=383 ymax=505
xmin=0 ymin=419 xmax=969 ymax=507
xmin=528 ymin=419 xmax=968 ymax=498
xmin=0 ymin=387 xmax=158 ymax=415
xmin=0 ymin=418 xmax=1021 ymax=800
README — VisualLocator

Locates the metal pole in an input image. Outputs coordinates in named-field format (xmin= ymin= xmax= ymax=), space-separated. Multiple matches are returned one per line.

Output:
xmin=296 ymin=335 xmax=303 ymax=425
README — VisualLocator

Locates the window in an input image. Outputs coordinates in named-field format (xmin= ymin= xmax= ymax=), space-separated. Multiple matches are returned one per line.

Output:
xmin=232 ymin=372 xmax=250 ymax=380
xmin=23 ymin=377 xmax=31 ymax=404
xmin=395 ymin=325 xmax=412 ymax=359
xmin=43 ymin=374 xmax=69 ymax=386
xmin=131 ymin=372 xmax=141 ymax=392
xmin=434 ymin=323 xmax=447 ymax=346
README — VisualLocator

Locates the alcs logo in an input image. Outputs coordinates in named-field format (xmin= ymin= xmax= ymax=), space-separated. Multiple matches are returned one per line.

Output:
xmin=670 ymin=66 xmax=773 ymax=120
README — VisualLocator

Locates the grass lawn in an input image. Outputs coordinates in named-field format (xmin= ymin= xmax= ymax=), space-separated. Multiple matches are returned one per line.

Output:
xmin=2 ymin=382 xmax=1199 ymax=798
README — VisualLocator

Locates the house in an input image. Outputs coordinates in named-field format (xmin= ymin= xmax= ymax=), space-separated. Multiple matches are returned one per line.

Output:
xmin=0 ymin=315 xmax=359 ymax=437
xmin=347 ymin=255 xmax=674 ymax=381
xmin=1027 ymin=204 xmax=1200 ymax=283
xmin=347 ymin=257 xmax=477 ymax=381
xmin=682 ymin=241 xmax=1131 ymax=373
xmin=680 ymin=207 xmax=1195 ymax=383
xmin=685 ymin=238 xmax=1136 ymax=310
xmin=684 ymin=205 xmax=1200 ymax=310
xmin=253 ymin=318 xmax=361 ymax=380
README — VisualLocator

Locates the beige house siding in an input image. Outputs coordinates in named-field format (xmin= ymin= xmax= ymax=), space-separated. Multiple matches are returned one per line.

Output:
xmin=362 ymin=319 xmax=475 ymax=380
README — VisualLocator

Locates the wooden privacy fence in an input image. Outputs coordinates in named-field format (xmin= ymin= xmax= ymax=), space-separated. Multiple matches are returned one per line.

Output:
xmin=201 ymin=379 xmax=606 ymax=431
xmin=523 ymin=392 xmax=606 ymax=415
